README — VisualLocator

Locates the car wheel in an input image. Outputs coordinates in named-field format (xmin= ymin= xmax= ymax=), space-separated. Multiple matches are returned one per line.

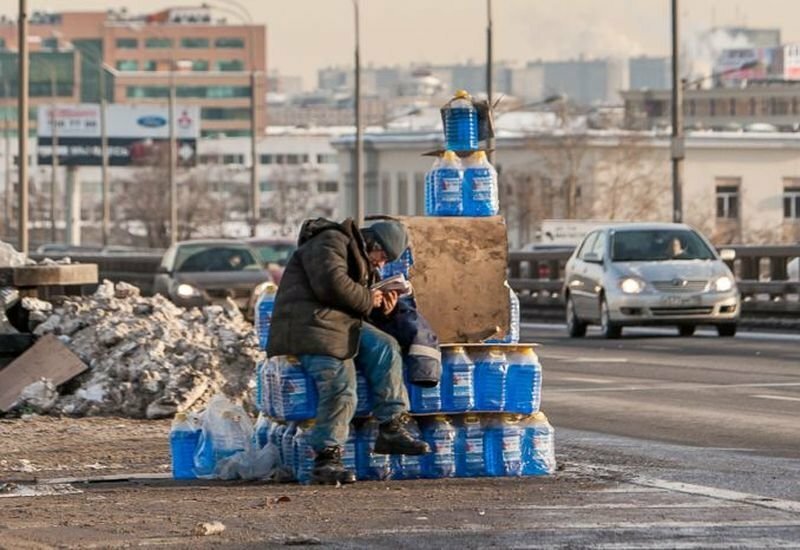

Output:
xmin=599 ymin=297 xmax=622 ymax=339
xmin=566 ymin=296 xmax=587 ymax=338
xmin=678 ymin=325 xmax=696 ymax=337
xmin=717 ymin=323 xmax=737 ymax=337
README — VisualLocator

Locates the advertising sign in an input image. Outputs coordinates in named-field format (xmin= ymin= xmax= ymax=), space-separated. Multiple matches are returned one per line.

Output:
xmin=37 ymin=104 xmax=199 ymax=166
xmin=781 ymin=44 xmax=800 ymax=80
xmin=714 ymin=47 xmax=780 ymax=85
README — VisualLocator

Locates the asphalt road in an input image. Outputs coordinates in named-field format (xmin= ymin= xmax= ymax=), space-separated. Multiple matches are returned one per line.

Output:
xmin=524 ymin=322 xmax=800 ymax=461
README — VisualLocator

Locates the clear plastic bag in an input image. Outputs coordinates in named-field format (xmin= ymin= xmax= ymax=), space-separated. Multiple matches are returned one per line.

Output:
xmin=193 ymin=395 xmax=254 ymax=479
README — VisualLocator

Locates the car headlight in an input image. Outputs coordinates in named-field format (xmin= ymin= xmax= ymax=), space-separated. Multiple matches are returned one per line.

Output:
xmin=714 ymin=276 xmax=734 ymax=292
xmin=619 ymin=277 xmax=646 ymax=294
xmin=175 ymin=283 xmax=201 ymax=298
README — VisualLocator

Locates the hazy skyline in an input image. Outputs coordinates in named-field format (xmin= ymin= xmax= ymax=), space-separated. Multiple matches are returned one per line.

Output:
xmin=4 ymin=0 xmax=800 ymax=88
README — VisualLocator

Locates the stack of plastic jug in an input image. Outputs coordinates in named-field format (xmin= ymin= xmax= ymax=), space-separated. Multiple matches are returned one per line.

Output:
xmin=265 ymin=356 xmax=319 ymax=422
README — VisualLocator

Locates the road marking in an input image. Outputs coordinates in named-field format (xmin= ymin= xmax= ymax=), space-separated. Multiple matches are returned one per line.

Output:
xmin=629 ymin=475 xmax=800 ymax=514
xmin=549 ymin=381 xmax=800 ymax=394
xmin=751 ymin=394 xmax=800 ymax=403
xmin=572 ymin=357 xmax=630 ymax=364
xmin=521 ymin=322 xmax=800 ymax=342
xmin=560 ymin=376 xmax=613 ymax=384
xmin=505 ymin=502 xmax=739 ymax=510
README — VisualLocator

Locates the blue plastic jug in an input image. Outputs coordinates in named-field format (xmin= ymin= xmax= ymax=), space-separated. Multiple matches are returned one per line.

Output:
xmin=255 ymin=283 xmax=278 ymax=350
xmin=391 ymin=417 xmax=424 ymax=480
xmin=356 ymin=419 xmax=391 ymax=481
xmin=505 ymin=347 xmax=542 ymax=414
xmin=462 ymin=151 xmax=498 ymax=216
xmin=293 ymin=421 xmax=316 ymax=484
xmin=170 ymin=412 xmax=200 ymax=480
xmin=473 ymin=347 xmax=508 ymax=411
xmin=275 ymin=356 xmax=318 ymax=421
xmin=484 ymin=415 xmax=522 ymax=477
xmin=441 ymin=346 xmax=475 ymax=412
xmin=432 ymin=151 xmax=464 ymax=216
xmin=454 ymin=415 xmax=486 ymax=477
xmin=444 ymin=90 xmax=478 ymax=151
xmin=521 ymin=412 xmax=556 ymax=475
xmin=421 ymin=416 xmax=456 ymax=479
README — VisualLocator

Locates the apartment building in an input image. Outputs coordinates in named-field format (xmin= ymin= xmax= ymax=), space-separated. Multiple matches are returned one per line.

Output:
xmin=0 ymin=6 xmax=266 ymax=137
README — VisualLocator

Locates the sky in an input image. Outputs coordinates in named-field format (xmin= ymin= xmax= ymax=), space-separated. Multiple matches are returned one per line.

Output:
xmin=4 ymin=0 xmax=800 ymax=89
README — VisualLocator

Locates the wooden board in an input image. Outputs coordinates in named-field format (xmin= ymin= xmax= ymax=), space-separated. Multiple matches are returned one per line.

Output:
xmin=0 ymin=334 xmax=88 ymax=412
xmin=12 ymin=264 xmax=98 ymax=287
xmin=395 ymin=216 xmax=509 ymax=343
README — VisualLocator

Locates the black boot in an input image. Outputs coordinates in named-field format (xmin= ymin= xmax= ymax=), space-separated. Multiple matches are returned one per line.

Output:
xmin=311 ymin=447 xmax=356 ymax=485
xmin=374 ymin=415 xmax=431 ymax=455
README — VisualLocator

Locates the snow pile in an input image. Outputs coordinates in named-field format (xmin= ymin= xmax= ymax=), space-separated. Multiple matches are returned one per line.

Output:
xmin=33 ymin=280 xmax=260 ymax=419
xmin=0 ymin=240 xmax=31 ymax=268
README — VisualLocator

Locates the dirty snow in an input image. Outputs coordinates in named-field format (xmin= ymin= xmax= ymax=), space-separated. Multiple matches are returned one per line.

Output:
xmin=31 ymin=280 xmax=259 ymax=419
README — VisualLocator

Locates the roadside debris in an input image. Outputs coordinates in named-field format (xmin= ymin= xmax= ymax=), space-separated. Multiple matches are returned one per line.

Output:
xmin=193 ymin=521 xmax=226 ymax=536
xmin=30 ymin=280 xmax=260 ymax=419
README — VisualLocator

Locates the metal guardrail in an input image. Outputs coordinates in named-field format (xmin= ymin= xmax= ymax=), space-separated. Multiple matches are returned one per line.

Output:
xmin=27 ymin=246 xmax=800 ymax=321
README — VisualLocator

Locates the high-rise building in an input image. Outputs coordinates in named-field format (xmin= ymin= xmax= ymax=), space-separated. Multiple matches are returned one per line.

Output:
xmin=0 ymin=7 xmax=266 ymax=137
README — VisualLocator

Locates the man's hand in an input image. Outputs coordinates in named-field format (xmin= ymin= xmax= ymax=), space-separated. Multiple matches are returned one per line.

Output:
xmin=371 ymin=289 xmax=384 ymax=309
xmin=382 ymin=290 xmax=399 ymax=315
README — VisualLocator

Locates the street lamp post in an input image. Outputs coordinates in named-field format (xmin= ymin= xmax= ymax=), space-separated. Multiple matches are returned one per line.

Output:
xmin=486 ymin=0 xmax=495 ymax=164
xmin=670 ymin=0 xmax=683 ymax=224
xmin=168 ymin=65 xmax=178 ymax=245
xmin=17 ymin=0 xmax=29 ymax=254
xmin=352 ymin=0 xmax=364 ymax=226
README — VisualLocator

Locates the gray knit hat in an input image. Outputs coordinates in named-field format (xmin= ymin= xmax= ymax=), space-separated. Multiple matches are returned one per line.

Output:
xmin=362 ymin=221 xmax=409 ymax=262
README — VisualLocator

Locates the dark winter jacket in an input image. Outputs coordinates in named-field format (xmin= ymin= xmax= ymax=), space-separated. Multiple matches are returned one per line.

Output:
xmin=371 ymin=298 xmax=442 ymax=388
xmin=267 ymin=218 xmax=375 ymax=360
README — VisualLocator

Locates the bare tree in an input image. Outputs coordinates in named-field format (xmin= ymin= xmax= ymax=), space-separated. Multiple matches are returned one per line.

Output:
xmin=116 ymin=144 xmax=228 ymax=248
xmin=591 ymin=134 xmax=670 ymax=222
xmin=263 ymin=165 xmax=335 ymax=237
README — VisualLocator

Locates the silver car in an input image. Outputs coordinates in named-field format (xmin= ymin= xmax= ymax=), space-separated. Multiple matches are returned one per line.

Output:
xmin=563 ymin=223 xmax=740 ymax=338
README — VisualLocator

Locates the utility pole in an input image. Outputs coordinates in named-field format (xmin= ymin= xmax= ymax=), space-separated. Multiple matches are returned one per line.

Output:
xmin=50 ymin=98 xmax=58 ymax=242
xmin=3 ymin=81 xmax=11 ymax=236
xmin=168 ymin=66 xmax=178 ymax=245
xmin=670 ymin=0 xmax=684 ymax=223
xmin=249 ymin=71 xmax=259 ymax=236
xmin=352 ymin=0 xmax=364 ymax=226
xmin=100 ymin=62 xmax=110 ymax=246
xmin=486 ymin=0 xmax=495 ymax=164
xmin=17 ymin=0 xmax=29 ymax=254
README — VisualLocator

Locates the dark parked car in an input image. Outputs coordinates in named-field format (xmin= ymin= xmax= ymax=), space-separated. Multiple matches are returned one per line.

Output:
xmin=153 ymin=239 xmax=273 ymax=314
xmin=247 ymin=237 xmax=297 ymax=285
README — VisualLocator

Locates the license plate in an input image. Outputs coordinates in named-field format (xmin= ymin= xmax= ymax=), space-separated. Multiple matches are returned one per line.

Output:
xmin=661 ymin=295 xmax=701 ymax=307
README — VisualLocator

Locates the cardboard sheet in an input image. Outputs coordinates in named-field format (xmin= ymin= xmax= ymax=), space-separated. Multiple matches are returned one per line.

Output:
xmin=393 ymin=216 xmax=509 ymax=343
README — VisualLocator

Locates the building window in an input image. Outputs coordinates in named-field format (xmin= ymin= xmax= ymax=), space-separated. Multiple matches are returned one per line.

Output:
xmin=192 ymin=60 xmax=209 ymax=71
xmin=285 ymin=154 xmax=309 ymax=165
xmin=709 ymin=99 xmax=716 ymax=117
xmin=793 ymin=98 xmax=799 ymax=115
xmin=715 ymin=180 xmax=740 ymax=219
xmin=42 ymin=37 xmax=59 ymax=50
xmin=181 ymin=37 xmax=210 ymax=49
xmin=222 ymin=154 xmax=245 ymax=164
xmin=259 ymin=154 xmax=273 ymax=164
xmin=729 ymin=98 xmax=736 ymax=116
xmin=783 ymin=180 xmax=800 ymax=219
xmin=145 ymin=37 xmax=172 ymax=49
xmin=116 ymin=37 xmax=138 ymax=49
xmin=318 ymin=181 xmax=338 ymax=193
xmin=749 ymin=98 xmax=756 ymax=116
xmin=216 ymin=59 xmax=244 ymax=71
xmin=316 ymin=153 xmax=337 ymax=164
xmin=688 ymin=99 xmax=696 ymax=117
xmin=143 ymin=60 xmax=157 ymax=71
xmin=116 ymin=60 xmax=138 ymax=71
xmin=414 ymin=172 xmax=425 ymax=215
xmin=175 ymin=85 xmax=250 ymax=98
xmin=381 ymin=173 xmax=392 ymax=213
xmin=274 ymin=154 xmax=285 ymax=164
xmin=215 ymin=37 xmax=245 ymax=48
xmin=397 ymin=172 xmax=409 ymax=215
xmin=201 ymin=107 xmax=250 ymax=120
xmin=126 ymin=86 xmax=169 ymax=98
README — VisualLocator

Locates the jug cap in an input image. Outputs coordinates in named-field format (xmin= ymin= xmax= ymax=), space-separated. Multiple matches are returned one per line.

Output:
xmin=174 ymin=412 xmax=188 ymax=422
xmin=469 ymin=151 xmax=487 ymax=162
xmin=454 ymin=89 xmax=471 ymax=100
xmin=442 ymin=150 xmax=459 ymax=162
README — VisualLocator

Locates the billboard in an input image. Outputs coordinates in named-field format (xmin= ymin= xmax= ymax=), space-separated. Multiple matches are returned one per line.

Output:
xmin=37 ymin=104 xmax=199 ymax=166
xmin=781 ymin=44 xmax=800 ymax=80
xmin=714 ymin=47 xmax=782 ymax=86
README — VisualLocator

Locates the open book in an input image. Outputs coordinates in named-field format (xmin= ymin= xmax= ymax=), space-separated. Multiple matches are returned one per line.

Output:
xmin=370 ymin=273 xmax=412 ymax=297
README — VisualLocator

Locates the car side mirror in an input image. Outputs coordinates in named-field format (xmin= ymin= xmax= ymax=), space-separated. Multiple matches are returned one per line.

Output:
xmin=583 ymin=252 xmax=603 ymax=264
xmin=719 ymin=249 xmax=736 ymax=261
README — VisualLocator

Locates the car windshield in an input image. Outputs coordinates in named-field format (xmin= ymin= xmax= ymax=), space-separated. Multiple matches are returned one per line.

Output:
xmin=611 ymin=230 xmax=715 ymax=262
xmin=174 ymin=245 xmax=261 ymax=272
xmin=254 ymin=243 xmax=296 ymax=266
